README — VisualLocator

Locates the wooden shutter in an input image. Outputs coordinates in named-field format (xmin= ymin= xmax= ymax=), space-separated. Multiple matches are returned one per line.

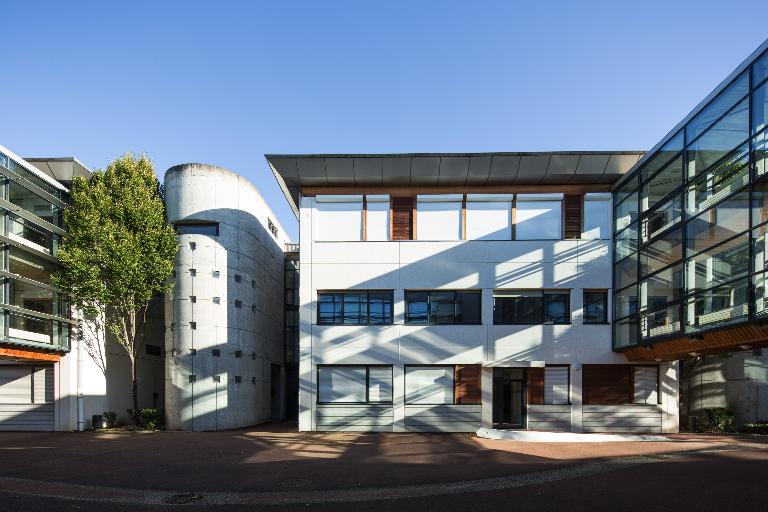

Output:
xmin=583 ymin=365 xmax=631 ymax=405
xmin=391 ymin=197 xmax=414 ymax=240
xmin=527 ymin=367 xmax=545 ymax=405
xmin=455 ymin=365 xmax=481 ymax=404
xmin=564 ymin=194 xmax=583 ymax=239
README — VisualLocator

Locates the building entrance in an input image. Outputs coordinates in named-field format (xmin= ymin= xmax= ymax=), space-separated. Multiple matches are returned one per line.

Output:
xmin=492 ymin=367 xmax=526 ymax=428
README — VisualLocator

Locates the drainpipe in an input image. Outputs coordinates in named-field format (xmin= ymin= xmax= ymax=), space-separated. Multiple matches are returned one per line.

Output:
xmin=76 ymin=322 xmax=84 ymax=431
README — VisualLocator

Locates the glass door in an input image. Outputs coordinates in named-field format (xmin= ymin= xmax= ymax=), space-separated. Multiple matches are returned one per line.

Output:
xmin=492 ymin=368 xmax=526 ymax=429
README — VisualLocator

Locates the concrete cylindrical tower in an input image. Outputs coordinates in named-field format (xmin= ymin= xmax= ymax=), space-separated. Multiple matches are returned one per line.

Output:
xmin=164 ymin=163 xmax=286 ymax=430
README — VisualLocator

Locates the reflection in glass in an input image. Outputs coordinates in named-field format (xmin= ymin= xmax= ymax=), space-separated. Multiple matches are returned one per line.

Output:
xmin=686 ymin=235 xmax=749 ymax=293
xmin=641 ymin=155 xmax=682 ymax=211
xmin=613 ymin=316 xmax=638 ymax=349
xmin=615 ymin=252 xmax=638 ymax=290
xmin=686 ymin=279 xmax=748 ymax=332
xmin=615 ymin=222 xmax=638 ymax=261
xmin=640 ymin=131 xmax=684 ymax=183
xmin=641 ymin=195 xmax=682 ymax=242
xmin=753 ymin=272 xmax=768 ymax=318
xmin=614 ymin=193 xmax=638 ymax=232
xmin=641 ymin=304 xmax=681 ymax=339
xmin=687 ymin=98 xmax=749 ymax=179
xmin=686 ymin=71 xmax=748 ymax=143
xmin=685 ymin=145 xmax=749 ymax=217
xmin=753 ymin=80 xmax=768 ymax=135
xmin=640 ymin=265 xmax=683 ymax=311
xmin=614 ymin=286 xmax=638 ymax=318
xmin=8 ymin=181 xmax=62 ymax=227
xmin=639 ymin=228 xmax=683 ymax=277
xmin=685 ymin=192 xmax=749 ymax=256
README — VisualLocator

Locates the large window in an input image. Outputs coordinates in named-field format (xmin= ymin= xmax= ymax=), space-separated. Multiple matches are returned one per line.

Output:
xmin=404 ymin=365 xmax=481 ymax=405
xmin=465 ymin=194 xmax=513 ymax=240
xmin=317 ymin=291 xmax=393 ymax=325
xmin=583 ymin=291 xmax=608 ymax=324
xmin=176 ymin=222 xmax=219 ymax=236
xmin=7 ymin=180 xmax=62 ymax=227
xmin=583 ymin=364 xmax=659 ymax=405
xmin=365 ymin=195 xmax=389 ymax=241
xmin=493 ymin=290 xmax=570 ymax=325
xmin=544 ymin=366 xmax=570 ymax=405
xmin=582 ymin=194 xmax=611 ymax=240
xmin=416 ymin=195 xmax=462 ymax=241
xmin=515 ymin=194 xmax=562 ymax=240
xmin=405 ymin=290 xmax=481 ymax=325
xmin=317 ymin=366 xmax=392 ymax=404
xmin=315 ymin=196 xmax=363 ymax=241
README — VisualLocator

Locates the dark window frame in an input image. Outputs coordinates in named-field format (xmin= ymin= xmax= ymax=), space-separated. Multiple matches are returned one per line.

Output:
xmin=404 ymin=290 xmax=482 ymax=325
xmin=493 ymin=290 xmax=571 ymax=325
xmin=175 ymin=221 xmax=219 ymax=236
xmin=316 ymin=364 xmax=394 ymax=405
xmin=316 ymin=290 xmax=394 ymax=325
xmin=583 ymin=290 xmax=609 ymax=324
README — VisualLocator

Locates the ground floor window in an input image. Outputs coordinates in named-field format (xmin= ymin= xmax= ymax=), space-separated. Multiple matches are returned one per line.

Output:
xmin=317 ymin=366 xmax=393 ymax=404
xmin=582 ymin=364 xmax=660 ymax=405
xmin=527 ymin=365 xmax=570 ymax=405
xmin=405 ymin=365 xmax=481 ymax=405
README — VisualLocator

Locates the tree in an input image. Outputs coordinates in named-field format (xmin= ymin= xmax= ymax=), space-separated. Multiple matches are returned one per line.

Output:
xmin=54 ymin=154 xmax=178 ymax=421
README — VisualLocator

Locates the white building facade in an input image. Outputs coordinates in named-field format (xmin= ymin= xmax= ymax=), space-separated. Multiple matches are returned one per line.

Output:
xmin=268 ymin=153 xmax=681 ymax=434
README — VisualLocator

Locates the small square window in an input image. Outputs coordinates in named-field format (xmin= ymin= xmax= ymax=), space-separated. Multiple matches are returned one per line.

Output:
xmin=235 ymin=274 xmax=242 ymax=283
xmin=190 ymin=348 xmax=197 ymax=355
xmin=189 ymin=374 xmax=197 ymax=383
xmin=145 ymin=344 xmax=162 ymax=356
xmin=189 ymin=269 xmax=197 ymax=277
xmin=190 ymin=296 xmax=196 ymax=303
xmin=234 ymin=376 xmax=242 ymax=383
xmin=235 ymin=350 xmax=242 ymax=358
xmin=189 ymin=322 xmax=196 ymax=330
xmin=212 ymin=349 xmax=220 ymax=357
xmin=235 ymin=300 xmax=242 ymax=308
xmin=189 ymin=241 xmax=196 ymax=250
xmin=213 ymin=270 xmax=220 ymax=278
xmin=213 ymin=297 xmax=220 ymax=304
xmin=213 ymin=375 xmax=221 ymax=383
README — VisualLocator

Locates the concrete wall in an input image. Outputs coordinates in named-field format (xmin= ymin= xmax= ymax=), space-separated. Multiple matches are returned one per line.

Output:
xmin=299 ymin=196 xmax=680 ymax=433
xmin=164 ymin=163 xmax=288 ymax=431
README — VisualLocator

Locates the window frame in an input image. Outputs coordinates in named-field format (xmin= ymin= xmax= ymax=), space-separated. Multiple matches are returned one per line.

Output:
xmin=492 ymin=290 xmax=572 ymax=325
xmin=404 ymin=365 xmax=456 ymax=405
xmin=543 ymin=364 xmax=571 ymax=405
xmin=316 ymin=290 xmax=394 ymax=326
xmin=316 ymin=365 xmax=394 ymax=405
xmin=583 ymin=290 xmax=609 ymax=324
xmin=403 ymin=290 xmax=482 ymax=325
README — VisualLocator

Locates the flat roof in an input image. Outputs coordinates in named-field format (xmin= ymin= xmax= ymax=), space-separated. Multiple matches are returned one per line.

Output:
xmin=24 ymin=157 xmax=93 ymax=186
xmin=266 ymin=151 xmax=644 ymax=217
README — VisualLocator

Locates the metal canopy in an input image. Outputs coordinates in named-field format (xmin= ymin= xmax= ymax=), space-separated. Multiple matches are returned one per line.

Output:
xmin=266 ymin=151 xmax=644 ymax=218
xmin=24 ymin=157 xmax=93 ymax=188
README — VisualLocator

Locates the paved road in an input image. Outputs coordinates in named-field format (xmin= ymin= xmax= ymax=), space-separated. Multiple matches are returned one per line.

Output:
xmin=0 ymin=425 xmax=765 ymax=511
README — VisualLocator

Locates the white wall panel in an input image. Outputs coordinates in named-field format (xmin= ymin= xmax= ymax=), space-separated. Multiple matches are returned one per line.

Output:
xmin=416 ymin=197 xmax=462 ymax=241
xmin=466 ymin=201 xmax=512 ymax=240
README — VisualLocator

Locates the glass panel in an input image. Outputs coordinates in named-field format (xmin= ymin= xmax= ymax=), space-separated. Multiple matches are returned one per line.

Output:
xmin=405 ymin=291 xmax=429 ymax=324
xmin=633 ymin=367 xmax=659 ymax=403
xmin=53 ymin=320 xmax=70 ymax=350
xmin=8 ymin=311 xmax=52 ymax=345
xmin=687 ymin=234 xmax=749 ymax=293
xmin=615 ymin=175 xmax=638 ymax=205
xmin=686 ymin=71 xmax=748 ymax=143
xmin=685 ymin=192 xmax=749 ymax=256
xmin=640 ymin=131 xmax=684 ymax=183
xmin=641 ymin=194 xmax=681 ymax=242
xmin=342 ymin=292 xmax=368 ymax=324
xmin=5 ymin=158 xmax=64 ymax=199
xmin=753 ymin=271 xmax=768 ymax=318
xmin=613 ymin=316 xmax=638 ymax=349
xmin=317 ymin=293 xmax=342 ymax=324
xmin=455 ymin=292 xmax=481 ymax=324
xmin=582 ymin=196 xmax=610 ymax=240
xmin=685 ymin=145 xmax=749 ymax=217
xmin=754 ymin=179 xmax=768 ymax=229
xmin=754 ymin=50 xmax=768 ymax=89
xmin=615 ymin=252 xmax=638 ymax=290
xmin=516 ymin=199 xmax=562 ymax=240
xmin=641 ymin=304 xmax=681 ymax=339
xmin=544 ymin=366 xmax=569 ymax=405
xmin=753 ymin=79 xmax=768 ymax=135
xmin=429 ymin=291 xmax=455 ymax=324
xmin=757 ymin=131 xmax=768 ymax=179
xmin=639 ymin=227 xmax=683 ymax=277
xmin=640 ymin=264 xmax=683 ymax=311
xmin=686 ymin=279 xmax=749 ymax=332
xmin=543 ymin=292 xmax=570 ymax=324
xmin=615 ymin=222 xmax=638 ymax=261
xmin=315 ymin=198 xmax=363 ymax=241
xmin=176 ymin=223 xmax=219 ymax=236
xmin=317 ymin=367 xmax=366 ymax=403
xmin=466 ymin=200 xmax=512 ymax=240
xmin=6 ymin=214 xmax=56 ymax=254
xmin=405 ymin=366 xmax=454 ymax=404
xmin=493 ymin=291 xmax=542 ymax=324
xmin=8 ymin=278 xmax=54 ymax=315
xmin=417 ymin=199 xmax=462 ymax=241
xmin=8 ymin=181 xmax=62 ymax=227
xmin=367 ymin=367 xmax=393 ymax=403
xmin=686 ymin=97 xmax=749 ymax=179
xmin=614 ymin=286 xmax=638 ymax=318
xmin=584 ymin=291 xmax=607 ymax=324
xmin=753 ymin=224 xmax=768 ymax=273
xmin=641 ymin=155 xmax=682 ymax=211
xmin=8 ymin=248 xmax=56 ymax=285
xmin=368 ymin=292 xmax=392 ymax=324
xmin=614 ymin=192 xmax=638 ymax=232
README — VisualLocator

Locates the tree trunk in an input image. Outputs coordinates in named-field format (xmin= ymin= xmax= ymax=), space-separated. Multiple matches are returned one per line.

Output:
xmin=131 ymin=357 xmax=139 ymax=425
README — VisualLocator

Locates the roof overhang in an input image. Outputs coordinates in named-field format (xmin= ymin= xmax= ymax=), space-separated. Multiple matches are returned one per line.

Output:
xmin=24 ymin=157 xmax=93 ymax=188
xmin=266 ymin=151 xmax=644 ymax=218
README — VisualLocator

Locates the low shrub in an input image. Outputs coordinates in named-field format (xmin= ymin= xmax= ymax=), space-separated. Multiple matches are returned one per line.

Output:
xmin=103 ymin=411 xmax=117 ymax=428
xmin=740 ymin=423 xmax=768 ymax=434
xmin=141 ymin=408 xmax=164 ymax=430
xmin=705 ymin=408 xmax=736 ymax=433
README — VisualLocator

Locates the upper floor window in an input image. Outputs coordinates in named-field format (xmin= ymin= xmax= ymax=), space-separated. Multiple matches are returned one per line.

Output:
xmin=416 ymin=195 xmax=462 ymax=241
xmin=583 ymin=290 xmax=608 ymax=324
xmin=493 ymin=290 xmax=570 ymax=325
xmin=365 ymin=195 xmax=390 ymax=241
xmin=465 ymin=194 xmax=513 ymax=241
xmin=515 ymin=194 xmax=563 ymax=240
xmin=317 ymin=291 xmax=393 ymax=325
xmin=176 ymin=222 xmax=219 ymax=236
xmin=405 ymin=290 xmax=481 ymax=325
xmin=315 ymin=195 xmax=363 ymax=241
xmin=582 ymin=193 xmax=611 ymax=240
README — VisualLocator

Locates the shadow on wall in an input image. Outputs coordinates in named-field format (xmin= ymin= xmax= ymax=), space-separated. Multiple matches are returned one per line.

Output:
xmin=167 ymin=208 xmax=286 ymax=431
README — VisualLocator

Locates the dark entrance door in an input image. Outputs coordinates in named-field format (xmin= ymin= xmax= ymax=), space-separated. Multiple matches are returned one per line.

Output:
xmin=492 ymin=368 xmax=526 ymax=428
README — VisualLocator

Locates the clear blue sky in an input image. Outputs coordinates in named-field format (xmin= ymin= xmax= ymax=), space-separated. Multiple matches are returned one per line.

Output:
xmin=2 ymin=1 xmax=766 ymax=241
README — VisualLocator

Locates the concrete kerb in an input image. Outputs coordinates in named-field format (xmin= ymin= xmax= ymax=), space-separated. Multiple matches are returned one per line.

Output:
xmin=476 ymin=427 xmax=670 ymax=442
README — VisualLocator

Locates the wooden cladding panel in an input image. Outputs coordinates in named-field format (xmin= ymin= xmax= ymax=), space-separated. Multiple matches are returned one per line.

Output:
xmin=0 ymin=347 xmax=61 ymax=362
xmin=391 ymin=197 xmax=414 ymax=240
xmin=455 ymin=364 xmax=481 ymax=405
xmin=563 ymin=194 xmax=583 ymax=239
xmin=583 ymin=365 xmax=631 ymax=405
xmin=527 ymin=367 xmax=545 ymax=405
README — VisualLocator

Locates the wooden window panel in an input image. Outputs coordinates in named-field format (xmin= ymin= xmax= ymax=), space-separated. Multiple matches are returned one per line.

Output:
xmin=564 ymin=194 xmax=583 ymax=239
xmin=391 ymin=196 xmax=414 ymax=240
xmin=582 ymin=364 xmax=632 ymax=405
xmin=527 ymin=367 xmax=545 ymax=405
xmin=454 ymin=364 xmax=481 ymax=404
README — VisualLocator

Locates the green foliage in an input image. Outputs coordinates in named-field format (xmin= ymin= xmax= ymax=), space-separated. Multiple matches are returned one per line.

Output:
xmin=103 ymin=411 xmax=117 ymax=428
xmin=740 ymin=423 xmax=768 ymax=434
xmin=706 ymin=408 xmax=736 ymax=433
xmin=140 ymin=408 xmax=164 ymax=430
xmin=54 ymin=153 xmax=178 ymax=419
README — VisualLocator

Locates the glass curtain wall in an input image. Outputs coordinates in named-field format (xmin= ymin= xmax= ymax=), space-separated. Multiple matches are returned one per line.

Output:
xmin=613 ymin=48 xmax=768 ymax=349
xmin=0 ymin=150 xmax=72 ymax=350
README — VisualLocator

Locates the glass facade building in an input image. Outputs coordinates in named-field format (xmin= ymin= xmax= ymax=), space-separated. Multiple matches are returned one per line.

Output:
xmin=0 ymin=149 xmax=72 ymax=351
xmin=613 ymin=46 xmax=768 ymax=351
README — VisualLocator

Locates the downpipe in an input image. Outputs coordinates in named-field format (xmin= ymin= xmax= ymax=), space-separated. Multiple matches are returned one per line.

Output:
xmin=76 ymin=322 xmax=84 ymax=431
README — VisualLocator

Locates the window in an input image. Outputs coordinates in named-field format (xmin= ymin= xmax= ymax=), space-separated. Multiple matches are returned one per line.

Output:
xmin=686 ymin=97 xmax=749 ymax=179
xmin=8 ymin=248 xmax=56 ymax=285
xmin=404 ymin=290 xmax=481 ymax=325
xmin=317 ymin=291 xmax=393 ymax=325
xmin=176 ymin=222 xmax=219 ymax=236
xmin=465 ymin=194 xmax=513 ymax=240
xmin=6 ymin=213 xmax=57 ymax=254
xmin=146 ymin=344 xmax=161 ymax=356
xmin=267 ymin=218 xmax=278 ymax=237
xmin=583 ymin=364 xmax=659 ymax=405
xmin=493 ymin=290 xmax=570 ymax=325
xmin=583 ymin=291 xmax=608 ymax=324
xmin=416 ymin=195 xmax=462 ymax=241
xmin=405 ymin=366 xmax=454 ymax=404
xmin=582 ymin=194 xmax=611 ymax=240
xmin=8 ymin=180 xmax=62 ymax=227
xmin=633 ymin=366 xmax=659 ymax=404
xmin=686 ymin=71 xmax=748 ymax=143
xmin=317 ymin=366 xmax=392 ymax=404
xmin=544 ymin=366 xmax=569 ymax=405
xmin=365 ymin=195 xmax=390 ymax=241
xmin=515 ymin=194 xmax=563 ymax=240
xmin=315 ymin=196 xmax=363 ymax=241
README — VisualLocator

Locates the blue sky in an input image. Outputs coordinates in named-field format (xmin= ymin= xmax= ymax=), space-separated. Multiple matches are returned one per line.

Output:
xmin=2 ymin=1 xmax=766 ymax=241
